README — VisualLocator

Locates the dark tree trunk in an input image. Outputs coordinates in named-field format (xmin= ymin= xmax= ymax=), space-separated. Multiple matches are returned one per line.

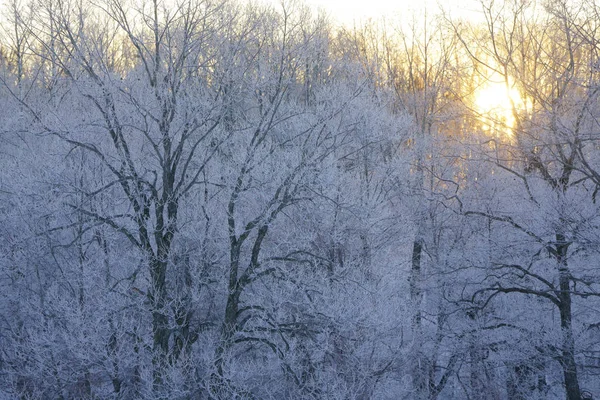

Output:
xmin=555 ymin=234 xmax=581 ymax=400
xmin=411 ymin=236 xmax=426 ymax=399
xmin=149 ymin=256 xmax=169 ymax=390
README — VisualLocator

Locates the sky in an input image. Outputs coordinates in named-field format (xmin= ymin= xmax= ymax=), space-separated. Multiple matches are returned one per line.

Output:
xmin=306 ymin=0 xmax=415 ymax=23
xmin=266 ymin=0 xmax=482 ymax=25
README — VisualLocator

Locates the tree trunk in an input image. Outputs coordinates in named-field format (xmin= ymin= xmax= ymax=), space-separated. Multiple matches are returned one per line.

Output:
xmin=555 ymin=234 xmax=582 ymax=400
xmin=213 ymin=237 xmax=242 ymax=388
xmin=411 ymin=236 xmax=427 ymax=399
xmin=149 ymin=256 xmax=169 ymax=390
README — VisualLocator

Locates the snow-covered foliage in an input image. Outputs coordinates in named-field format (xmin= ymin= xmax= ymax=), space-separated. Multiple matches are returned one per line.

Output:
xmin=1 ymin=0 xmax=600 ymax=399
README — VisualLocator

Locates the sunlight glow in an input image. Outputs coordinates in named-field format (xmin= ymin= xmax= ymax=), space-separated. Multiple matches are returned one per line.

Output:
xmin=474 ymin=78 xmax=524 ymax=137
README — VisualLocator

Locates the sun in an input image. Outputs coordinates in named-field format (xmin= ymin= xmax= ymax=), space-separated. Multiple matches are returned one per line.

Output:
xmin=474 ymin=77 xmax=524 ymax=136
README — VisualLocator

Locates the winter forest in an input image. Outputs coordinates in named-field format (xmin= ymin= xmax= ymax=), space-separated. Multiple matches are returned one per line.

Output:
xmin=2 ymin=0 xmax=600 ymax=398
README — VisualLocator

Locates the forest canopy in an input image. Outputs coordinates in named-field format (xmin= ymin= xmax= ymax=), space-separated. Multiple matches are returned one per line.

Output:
xmin=1 ymin=0 xmax=600 ymax=399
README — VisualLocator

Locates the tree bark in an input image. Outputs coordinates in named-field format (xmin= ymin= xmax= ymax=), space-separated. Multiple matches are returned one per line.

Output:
xmin=555 ymin=234 xmax=582 ymax=400
xmin=411 ymin=236 xmax=427 ymax=399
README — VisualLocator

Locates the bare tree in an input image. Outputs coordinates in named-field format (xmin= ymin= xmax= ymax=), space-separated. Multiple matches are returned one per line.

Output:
xmin=2 ymin=0 xmax=234 ymax=392
xmin=453 ymin=1 xmax=600 ymax=398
